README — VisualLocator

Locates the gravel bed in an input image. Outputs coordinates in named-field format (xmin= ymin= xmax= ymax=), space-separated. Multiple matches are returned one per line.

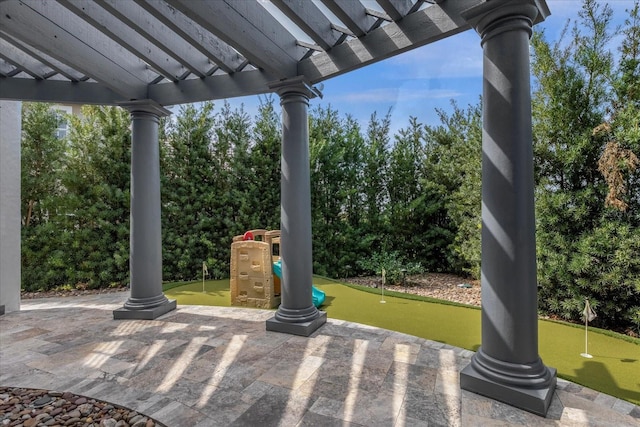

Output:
xmin=20 ymin=287 xmax=128 ymax=300
xmin=0 ymin=387 xmax=165 ymax=427
xmin=344 ymin=273 xmax=481 ymax=307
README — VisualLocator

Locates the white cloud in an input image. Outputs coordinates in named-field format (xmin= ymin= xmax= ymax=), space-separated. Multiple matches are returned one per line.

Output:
xmin=329 ymin=87 xmax=463 ymax=104
xmin=387 ymin=32 xmax=483 ymax=80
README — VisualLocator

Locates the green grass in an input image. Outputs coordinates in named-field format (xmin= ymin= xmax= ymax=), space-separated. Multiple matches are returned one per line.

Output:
xmin=163 ymin=279 xmax=232 ymax=306
xmin=164 ymin=278 xmax=640 ymax=405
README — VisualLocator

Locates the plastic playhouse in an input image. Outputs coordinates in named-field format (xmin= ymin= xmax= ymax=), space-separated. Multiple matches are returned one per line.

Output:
xmin=230 ymin=229 xmax=281 ymax=309
xmin=230 ymin=229 xmax=325 ymax=309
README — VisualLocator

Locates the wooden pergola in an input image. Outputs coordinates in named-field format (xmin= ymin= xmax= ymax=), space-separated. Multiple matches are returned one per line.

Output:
xmin=0 ymin=0 xmax=557 ymax=416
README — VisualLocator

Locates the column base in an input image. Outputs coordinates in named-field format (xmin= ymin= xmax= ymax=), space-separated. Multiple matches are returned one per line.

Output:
xmin=113 ymin=299 xmax=176 ymax=320
xmin=460 ymin=355 xmax=557 ymax=417
xmin=266 ymin=311 xmax=327 ymax=337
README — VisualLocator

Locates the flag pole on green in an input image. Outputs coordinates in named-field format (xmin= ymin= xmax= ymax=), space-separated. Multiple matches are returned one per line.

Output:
xmin=380 ymin=268 xmax=386 ymax=304
xmin=202 ymin=261 xmax=209 ymax=293
xmin=581 ymin=299 xmax=596 ymax=358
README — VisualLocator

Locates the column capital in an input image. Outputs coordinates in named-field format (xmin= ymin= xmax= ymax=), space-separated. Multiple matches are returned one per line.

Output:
xmin=117 ymin=99 xmax=171 ymax=117
xmin=269 ymin=76 xmax=323 ymax=100
xmin=462 ymin=0 xmax=550 ymax=44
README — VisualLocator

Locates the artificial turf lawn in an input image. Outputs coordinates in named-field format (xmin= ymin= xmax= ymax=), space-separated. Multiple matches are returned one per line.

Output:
xmin=164 ymin=278 xmax=640 ymax=405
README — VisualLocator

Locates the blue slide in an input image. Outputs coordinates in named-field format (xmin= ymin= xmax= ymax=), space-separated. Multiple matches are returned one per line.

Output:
xmin=311 ymin=286 xmax=326 ymax=308
xmin=272 ymin=260 xmax=325 ymax=308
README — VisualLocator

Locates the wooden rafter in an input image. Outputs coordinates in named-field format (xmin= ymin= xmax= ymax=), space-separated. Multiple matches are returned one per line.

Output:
xmin=0 ymin=37 xmax=53 ymax=79
xmin=134 ymin=0 xmax=245 ymax=74
xmin=0 ymin=58 xmax=15 ymax=77
xmin=0 ymin=32 xmax=85 ymax=82
xmin=96 ymin=0 xmax=209 ymax=78
xmin=0 ymin=0 xmax=148 ymax=98
xmin=299 ymin=0 xmax=473 ymax=83
xmin=271 ymin=0 xmax=340 ymax=51
xmin=375 ymin=0 xmax=414 ymax=21
xmin=57 ymin=0 xmax=184 ymax=82
xmin=320 ymin=0 xmax=377 ymax=37
xmin=166 ymin=0 xmax=302 ymax=77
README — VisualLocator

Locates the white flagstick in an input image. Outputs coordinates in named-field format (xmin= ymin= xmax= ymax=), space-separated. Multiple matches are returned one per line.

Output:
xmin=580 ymin=299 xmax=594 ymax=358
xmin=202 ymin=261 xmax=208 ymax=293
xmin=380 ymin=268 xmax=386 ymax=304
xmin=580 ymin=314 xmax=593 ymax=358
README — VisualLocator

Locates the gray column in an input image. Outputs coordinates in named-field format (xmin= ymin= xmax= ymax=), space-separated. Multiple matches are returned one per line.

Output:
xmin=460 ymin=0 xmax=556 ymax=417
xmin=0 ymin=101 xmax=22 ymax=316
xmin=266 ymin=77 xmax=326 ymax=336
xmin=114 ymin=100 xmax=176 ymax=320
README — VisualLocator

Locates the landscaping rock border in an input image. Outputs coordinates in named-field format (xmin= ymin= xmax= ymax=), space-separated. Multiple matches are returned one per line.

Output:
xmin=344 ymin=273 xmax=482 ymax=307
xmin=0 ymin=387 xmax=165 ymax=427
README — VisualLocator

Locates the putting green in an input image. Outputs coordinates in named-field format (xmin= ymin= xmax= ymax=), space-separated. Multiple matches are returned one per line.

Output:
xmin=164 ymin=278 xmax=640 ymax=405
xmin=164 ymin=279 xmax=232 ymax=307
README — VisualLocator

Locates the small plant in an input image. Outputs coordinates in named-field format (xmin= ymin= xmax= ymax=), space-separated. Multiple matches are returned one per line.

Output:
xmin=630 ymin=309 xmax=640 ymax=338
xmin=357 ymin=250 xmax=422 ymax=285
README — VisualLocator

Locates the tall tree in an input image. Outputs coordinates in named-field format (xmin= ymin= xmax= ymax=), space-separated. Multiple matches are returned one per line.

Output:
xmin=591 ymin=1 xmax=640 ymax=332
xmin=388 ymin=117 xmax=450 ymax=269
xmin=217 ymin=102 xmax=254 ymax=238
xmin=423 ymin=101 xmax=482 ymax=277
xmin=161 ymin=102 xmax=219 ymax=280
xmin=21 ymin=103 xmax=66 ymax=227
xmin=335 ymin=115 xmax=368 ymax=276
xmin=532 ymin=0 xmax=640 ymax=331
xmin=309 ymin=105 xmax=349 ymax=275
xmin=20 ymin=103 xmax=68 ymax=290
xmin=362 ymin=110 xmax=391 ymax=242
xmin=63 ymin=106 xmax=131 ymax=288
xmin=249 ymin=96 xmax=281 ymax=230
xmin=601 ymin=0 xmax=640 ymax=219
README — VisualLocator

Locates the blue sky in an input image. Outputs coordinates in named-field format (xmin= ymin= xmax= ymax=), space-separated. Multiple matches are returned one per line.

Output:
xmin=223 ymin=0 xmax=635 ymax=136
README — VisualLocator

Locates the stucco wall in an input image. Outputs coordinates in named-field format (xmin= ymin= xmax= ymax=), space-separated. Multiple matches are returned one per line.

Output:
xmin=0 ymin=100 xmax=21 ymax=314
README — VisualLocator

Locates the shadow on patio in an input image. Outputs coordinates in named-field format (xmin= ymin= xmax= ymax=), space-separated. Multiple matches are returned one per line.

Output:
xmin=1 ymin=293 xmax=639 ymax=426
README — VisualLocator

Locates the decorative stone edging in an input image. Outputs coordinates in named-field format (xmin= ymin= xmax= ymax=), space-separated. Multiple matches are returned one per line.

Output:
xmin=0 ymin=387 xmax=166 ymax=427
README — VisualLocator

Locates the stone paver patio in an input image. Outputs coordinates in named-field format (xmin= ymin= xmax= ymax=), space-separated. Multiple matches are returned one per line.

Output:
xmin=1 ymin=293 xmax=638 ymax=426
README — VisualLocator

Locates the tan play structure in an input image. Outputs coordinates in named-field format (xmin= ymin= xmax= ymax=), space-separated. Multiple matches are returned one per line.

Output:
xmin=230 ymin=229 xmax=281 ymax=309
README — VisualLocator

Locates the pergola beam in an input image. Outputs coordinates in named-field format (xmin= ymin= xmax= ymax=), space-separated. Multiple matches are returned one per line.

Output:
xmin=166 ymin=0 xmax=301 ymax=77
xmin=0 ymin=78 xmax=127 ymax=105
xmin=0 ymin=0 xmax=148 ymax=99
xmin=149 ymin=69 xmax=276 ymax=106
xmin=0 ymin=69 xmax=281 ymax=106
xmin=299 ymin=0 xmax=473 ymax=83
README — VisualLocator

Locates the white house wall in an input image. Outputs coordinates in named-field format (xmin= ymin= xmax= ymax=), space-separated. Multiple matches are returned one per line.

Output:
xmin=0 ymin=100 xmax=21 ymax=315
